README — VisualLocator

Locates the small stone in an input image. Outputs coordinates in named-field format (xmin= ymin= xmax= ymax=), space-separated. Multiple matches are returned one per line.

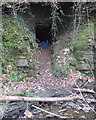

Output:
xmin=57 ymin=56 xmax=60 ymax=59
xmin=17 ymin=59 xmax=28 ymax=67
xmin=82 ymin=106 xmax=91 ymax=112
xmin=74 ymin=111 xmax=79 ymax=114
xmin=81 ymin=115 xmax=86 ymax=118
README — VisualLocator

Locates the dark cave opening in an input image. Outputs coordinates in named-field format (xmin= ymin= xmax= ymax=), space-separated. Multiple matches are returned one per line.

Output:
xmin=35 ymin=23 xmax=52 ymax=46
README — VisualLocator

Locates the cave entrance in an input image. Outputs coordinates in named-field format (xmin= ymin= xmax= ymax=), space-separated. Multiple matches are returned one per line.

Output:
xmin=35 ymin=23 xmax=52 ymax=46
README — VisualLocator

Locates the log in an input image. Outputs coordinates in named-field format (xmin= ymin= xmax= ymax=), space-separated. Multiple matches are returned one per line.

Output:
xmin=0 ymin=96 xmax=82 ymax=102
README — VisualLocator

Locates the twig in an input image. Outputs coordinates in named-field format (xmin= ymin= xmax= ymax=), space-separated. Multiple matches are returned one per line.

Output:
xmin=75 ymin=83 xmax=96 ymax=114
xmin=70 ymin=69 xmax=96 ymax=114
xmin=73 ymin=88 xmax=96 ymax=94
xmin=86 ymin=98 xmax=96 ymax=103
xmin=32 ymin=105 xmax=66 ymax=118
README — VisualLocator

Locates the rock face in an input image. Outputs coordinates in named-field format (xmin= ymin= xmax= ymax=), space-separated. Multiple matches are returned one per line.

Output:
xmin=73 ymin=23 xmax=95 ymax=71
xmin=77 ymin=50 xmax=94 ymax=70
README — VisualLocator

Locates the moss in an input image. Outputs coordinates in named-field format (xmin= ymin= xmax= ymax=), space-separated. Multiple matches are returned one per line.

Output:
xmin=12 ymin=92 xmax=25 ymax=96
xmin=18 ymin=56 xmax=27 ymax=59
xmin=2 ymin=14 xmax=38 ymax=79
xmin=69 ymin=60 xmax=77 ymax=67
xmin=73 ymin=23 xmax=94 ymax=58
xmin=51 ymin=54 xmax=68 ymax=77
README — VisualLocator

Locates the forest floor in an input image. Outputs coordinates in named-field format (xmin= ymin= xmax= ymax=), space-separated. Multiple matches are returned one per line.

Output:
xmin=1 ymin=45 xmax=87 ymax=96
xmin=1 ymin=43 xmax=96 ymax=119
xmin=0 ymin=32 xmax=95 ymax=119
xmin=0 ymin=27 xmax=95 ymax=119
xmin=1 ymin=44 xmax=95 ymax=97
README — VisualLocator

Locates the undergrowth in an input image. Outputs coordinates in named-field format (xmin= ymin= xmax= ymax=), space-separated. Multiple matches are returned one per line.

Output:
xmin=51 ymin=54 xmax=68 ymax=77
xmin=2 ymin=14 xmax=38 ymax=82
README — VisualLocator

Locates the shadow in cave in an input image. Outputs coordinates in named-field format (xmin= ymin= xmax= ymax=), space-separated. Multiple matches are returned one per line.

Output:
xmin=35 ymin=23 xmax=52 ymax=47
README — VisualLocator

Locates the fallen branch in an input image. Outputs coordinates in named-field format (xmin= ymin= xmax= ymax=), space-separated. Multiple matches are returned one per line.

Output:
xmin=73 ymin=88 xmax=96 ymax=94
xmin=32 ymin=105 xmax=66 ymax=118
xmin=74 ymin=83 xmax=96 ymax=114
xmin=0 ymin=96 xmax=82 ymax=102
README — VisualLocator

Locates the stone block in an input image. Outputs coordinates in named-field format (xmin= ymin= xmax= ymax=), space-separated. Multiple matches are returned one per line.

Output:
xmin=17 ymin=59 xmax=28 ymax=67
xmin=77 ymin=63 xmax=94 ymax=70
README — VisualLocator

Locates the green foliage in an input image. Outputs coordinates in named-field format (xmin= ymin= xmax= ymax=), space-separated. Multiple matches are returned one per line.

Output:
xmin=2 ymin=14 xmax=38 ymax=81
xmin=18 ymin=55 xmax=26 ymax=59
xmin=81 ymin=71 xmax=93 ymax=78
xmin=73 ymin=23 xmax=94 ymax=51
xmin=0 ymin=102 xmax=8 ymax=110
xmin=68 ymin=60 xmax=77 ymax=67
xmin=3 ymin=18 xmax=26 ymax=51
xmin=52 ymin=65 xmax=68 ymax=77
xmin=51 ymin=55 xmax=68 ymax=77
xmin=3 ymin=15 xmax=38 ymax=51
xmin=1 ymin=52 xmax=26 ymax=82
xmin=16 ymin=15 xmax=38 ymax=49
xmin=26 ymin=91 xmax=35 ymax=97
xmin=72 ymin=23 xmax=94 ymax=61
xmin=2 ymin=69 xmax=26 ymax=84
xmin=12 ymin=92 xmax=25 ymax=96
xmin=10 ymin=70 xmax=26 ymax=81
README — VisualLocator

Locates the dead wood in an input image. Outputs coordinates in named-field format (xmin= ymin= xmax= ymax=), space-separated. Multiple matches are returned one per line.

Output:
xmin=73 ymin=88 xmax=96 ymax=94
xmin=0 ymin=96 xmax=82 ymax=102
xmin=32 ymin=104 xmax=66 ymax=118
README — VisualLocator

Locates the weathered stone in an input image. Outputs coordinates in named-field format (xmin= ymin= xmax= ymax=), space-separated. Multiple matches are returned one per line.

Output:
xmin=66 ymin=102 xmax=82 ymax=110
xmin=73 ymin=23 xmax=95 ymax=71
xmin=82 ymin=106 xmax=91 ymax=112
xmin=77 ymin=63 xmax=94 ymax=70
xmin=17 ymin=59 xmax=28 ymax=67
xmin=84 ymin=51 xmax=94 ymax=55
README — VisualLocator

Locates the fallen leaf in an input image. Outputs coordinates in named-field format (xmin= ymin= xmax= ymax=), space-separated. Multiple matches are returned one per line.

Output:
xmin=24 ymin=109 xmax=34 ymax=118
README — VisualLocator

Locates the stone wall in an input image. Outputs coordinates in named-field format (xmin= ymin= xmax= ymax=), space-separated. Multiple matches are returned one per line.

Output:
xmin=16 ymin=3 xmax=51 ymax=76
xmin=73 ymin=23 xmax=95 ymax=71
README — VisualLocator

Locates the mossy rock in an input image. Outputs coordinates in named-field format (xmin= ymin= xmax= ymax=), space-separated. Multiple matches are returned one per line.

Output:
xmin=18 ymin=56 xmax=27 ymax=59
xmin=72 ymin=23 xmax=94 ymax=71
xmin=12 ymin=92 xmax=25 ymax=96
xmin=73 ymin=23 xmax=94 ymax=52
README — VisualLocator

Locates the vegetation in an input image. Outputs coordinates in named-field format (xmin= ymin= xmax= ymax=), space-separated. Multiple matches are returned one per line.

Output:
xmin=73 ymin=23 xmax=94 ymax=51
xmin=2 ymin=13 xmax=38 ymax=82
xmin=0 ymin=102 xmax=8 ymax=110
xmin=51 ymin=54 xmax=68 ymax=77
xmin=0 ymin=2 xmax=96 ymax=119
